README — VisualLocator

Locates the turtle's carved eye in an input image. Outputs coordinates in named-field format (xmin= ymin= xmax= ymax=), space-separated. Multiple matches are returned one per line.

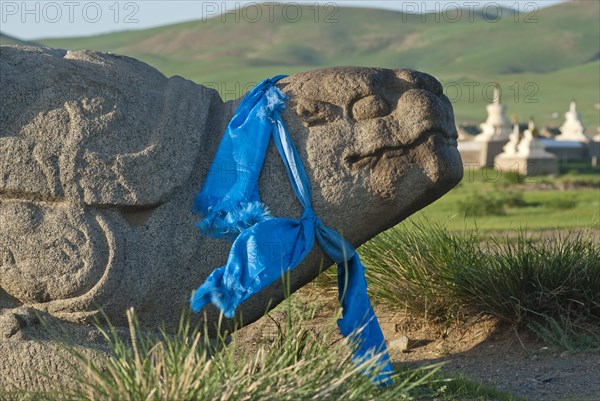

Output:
xmin=351 ymin=95 xmax=390 ymax=121
xmin=295 ymin=99 xmax=341 ymax=126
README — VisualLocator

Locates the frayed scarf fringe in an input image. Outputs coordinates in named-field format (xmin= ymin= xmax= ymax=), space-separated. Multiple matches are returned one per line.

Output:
xmin=196 ymin=200 xmax=271 ymax=238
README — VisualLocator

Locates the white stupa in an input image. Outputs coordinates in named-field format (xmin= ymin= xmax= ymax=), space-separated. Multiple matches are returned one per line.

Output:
xmin=556 ymin=101 xmax=588 ymax=142
xmin=501 ymin=122 xmax=521 ymax=156
xmin=475 ymin=87 xmax=512 ymax=142
xmin=517 ymin=119 xmax=553 ymax=157
xmin=495 ymin=119 xmax=558 ymax=176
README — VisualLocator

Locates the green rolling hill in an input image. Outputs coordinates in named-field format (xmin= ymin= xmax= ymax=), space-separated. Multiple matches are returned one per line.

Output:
xmin=0 ymin=33 xmax=39 ymax=47
xmin=4 ymin=1 xmax=599 ymax=128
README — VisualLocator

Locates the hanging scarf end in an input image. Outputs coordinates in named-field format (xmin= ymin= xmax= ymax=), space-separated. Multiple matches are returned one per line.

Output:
xmin=190 ymin=280 xmax=237 ymax=319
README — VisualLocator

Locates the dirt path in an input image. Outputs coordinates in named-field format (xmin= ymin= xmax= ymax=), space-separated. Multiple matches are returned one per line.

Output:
xmin=235 ymin=296 xmax=600 ymax=401
xmin=379 ymin=310 xmax=600 ymax=401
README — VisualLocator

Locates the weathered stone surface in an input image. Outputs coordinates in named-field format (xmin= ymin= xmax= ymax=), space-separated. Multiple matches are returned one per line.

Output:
xmin=0 ymin=46 xmax=462 ymax=391
xmin=389 ymin=335 xmax=412 ymax=353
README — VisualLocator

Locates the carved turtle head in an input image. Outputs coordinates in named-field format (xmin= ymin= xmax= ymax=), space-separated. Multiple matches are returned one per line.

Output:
xmin=261 ymin=67 xmax=463 ymax=244
xmin=231 ymin=67 xmax=463 ymax=321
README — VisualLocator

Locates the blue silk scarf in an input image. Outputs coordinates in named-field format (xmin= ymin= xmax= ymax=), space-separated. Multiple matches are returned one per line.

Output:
xmin=191 ymin=76 xmax=394 ymax=385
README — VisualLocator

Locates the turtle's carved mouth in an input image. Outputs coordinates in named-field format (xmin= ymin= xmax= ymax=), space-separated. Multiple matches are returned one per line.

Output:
xmin=344 ymin=128 xmax=457 ymax=170
xmin=344 ymin=145 xmax=411 ymax=169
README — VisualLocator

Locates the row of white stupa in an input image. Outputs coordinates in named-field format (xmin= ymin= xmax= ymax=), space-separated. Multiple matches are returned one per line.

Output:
xmin=475 ymin=88 xmax=589 ymax=145
xmin=459 ymin=88 xmax=594 ymax=175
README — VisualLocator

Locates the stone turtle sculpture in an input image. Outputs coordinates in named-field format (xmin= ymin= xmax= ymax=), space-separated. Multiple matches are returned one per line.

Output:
xmin=0 ymin=46 xmax=462 ymax=390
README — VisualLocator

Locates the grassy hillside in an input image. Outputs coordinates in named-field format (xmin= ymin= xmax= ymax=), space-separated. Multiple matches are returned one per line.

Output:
xmin=15 ymin=1 xmax=600 ymax=127
xmin=0 ymin=33 xmax=39 ymax=46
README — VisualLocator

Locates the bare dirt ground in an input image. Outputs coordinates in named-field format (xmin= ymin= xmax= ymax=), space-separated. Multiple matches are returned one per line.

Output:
xmin=379 ymin=310 xmax=600 ymax=401
xmin=234 ymin=291 xmax=600 ymax=401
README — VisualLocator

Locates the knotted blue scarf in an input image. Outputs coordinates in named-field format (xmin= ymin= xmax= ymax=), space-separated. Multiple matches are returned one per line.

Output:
xmin=191 ymin=76 xmax=394 ymax=385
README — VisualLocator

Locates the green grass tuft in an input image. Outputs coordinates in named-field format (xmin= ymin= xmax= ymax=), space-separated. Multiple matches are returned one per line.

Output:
xmin=360 ymin=221 xmax=600 ymax=340
xmin=10 ymin=307 xmax=444 ymax=401
xmin=528 ymin=315 xmax=600 ymax=353
xmin=543 ymin=196 xmax=578 ymax=209
xmin=458 ymin=192 xmax=507 ymax=217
